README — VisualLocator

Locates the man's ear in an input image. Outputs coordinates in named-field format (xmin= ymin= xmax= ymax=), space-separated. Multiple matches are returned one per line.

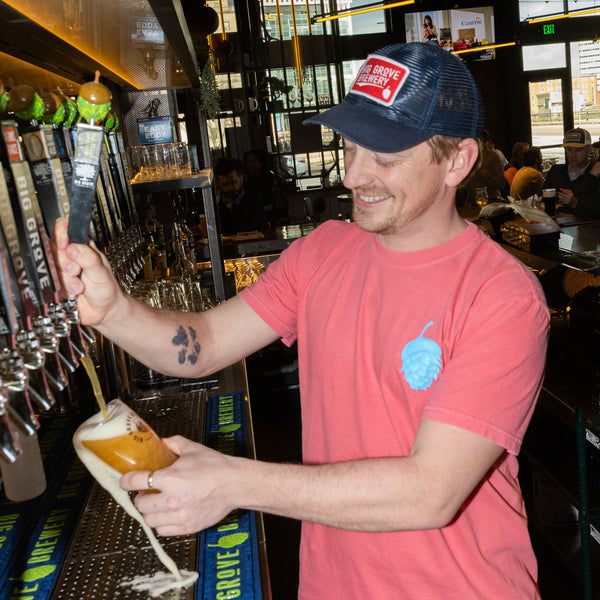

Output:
xmin=445 ymin=138 xmax=480 ymax=188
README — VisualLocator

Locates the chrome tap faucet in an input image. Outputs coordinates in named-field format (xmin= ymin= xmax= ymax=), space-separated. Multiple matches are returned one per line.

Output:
xmin=15 ymin=328 xmax=55 ymax=411
xmin=0 ymin=380 xmax=22 ymax=464
xmin=0 ymin=348 xmax=39 ymax=435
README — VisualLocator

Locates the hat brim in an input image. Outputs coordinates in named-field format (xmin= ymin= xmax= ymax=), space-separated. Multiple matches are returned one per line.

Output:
xmin=303 ymin=102 xmax=433 ymax=153
xmin=562 ymin=142 xmax=590 ymax=148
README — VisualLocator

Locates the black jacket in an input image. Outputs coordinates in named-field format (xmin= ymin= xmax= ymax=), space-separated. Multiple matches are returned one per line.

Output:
xmin=544 ymin=162 xmax=600 ymax=218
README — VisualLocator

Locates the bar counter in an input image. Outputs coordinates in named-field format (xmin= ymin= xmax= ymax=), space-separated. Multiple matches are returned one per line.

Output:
xmin=0 ymin=360 xmax=270 ymax=600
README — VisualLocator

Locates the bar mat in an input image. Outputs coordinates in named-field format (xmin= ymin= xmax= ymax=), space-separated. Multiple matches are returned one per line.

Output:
xmin=197 ymin=392 xmax=264 ymax=600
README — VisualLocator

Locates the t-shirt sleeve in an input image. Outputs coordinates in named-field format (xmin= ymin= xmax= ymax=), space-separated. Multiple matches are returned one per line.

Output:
xmin=239 ymin=222 xmax=340 ymax=346
xmin=422 ymin=269 xmax=550 ymax=455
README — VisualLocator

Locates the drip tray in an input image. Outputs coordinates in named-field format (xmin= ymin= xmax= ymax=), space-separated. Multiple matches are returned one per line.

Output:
xmin=51 ymin=388 xmax=209 ymax=599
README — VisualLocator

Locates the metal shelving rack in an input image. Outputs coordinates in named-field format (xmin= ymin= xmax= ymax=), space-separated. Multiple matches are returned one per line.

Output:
xmin=132 ymin=171 xmax=226 ymax=301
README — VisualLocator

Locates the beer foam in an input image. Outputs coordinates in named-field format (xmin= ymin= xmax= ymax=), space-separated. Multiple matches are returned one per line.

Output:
xmin=74 ymin=420 xmax=198 ymax=586
xmin=120 ymin=570 xmax=199 ymax=597
xmin=77 ymin=402 xmax=136 ymax=441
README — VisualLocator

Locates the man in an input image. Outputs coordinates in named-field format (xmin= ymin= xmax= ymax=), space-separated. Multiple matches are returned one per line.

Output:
xmin=213 ymin=156 xmax=266 ymax=234
xmin=243 ymin=149 xmax=289 ymax=225
xmin=544 ymin=127 xmax=600 ymax=218
xmin=54 ymin=43 xmax=549 ymax=599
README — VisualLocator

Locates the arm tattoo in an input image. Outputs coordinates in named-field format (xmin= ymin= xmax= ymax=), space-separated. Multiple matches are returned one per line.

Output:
xmin=171 ymin=326 xmax=202 ymax=365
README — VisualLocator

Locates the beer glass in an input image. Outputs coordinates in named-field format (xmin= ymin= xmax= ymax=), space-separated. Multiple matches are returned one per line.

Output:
xmin=73 ymin=398 xmax=178 ymax=474
xmin=474 ymin=187 xmax=489 ymax=208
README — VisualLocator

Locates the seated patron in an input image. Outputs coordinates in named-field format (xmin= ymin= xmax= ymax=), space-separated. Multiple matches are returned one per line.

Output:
xmin=504 ymin=142 xmax=529 ymax=187
xmin=510 ymin=147 xmax=543 ymax=202
xmin=214 ymin=157 xmax=267 ymax=235
xmin=544 ymin=128 xmax=600 ymax=218
xmin=459 ymin=131 xmax=506 ymax=204
xmin=244 ymin=150 xmax=288 ymax=225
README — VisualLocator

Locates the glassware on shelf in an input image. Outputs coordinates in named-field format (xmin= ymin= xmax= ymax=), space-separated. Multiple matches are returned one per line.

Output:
xmin=126 ymin=142 xmax=195 ymax=183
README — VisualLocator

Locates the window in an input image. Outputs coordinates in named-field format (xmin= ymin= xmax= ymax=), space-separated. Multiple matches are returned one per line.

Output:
xmin=522 ymin=43 xmax=567 ymax=70
xmin=519 ymin=1 xmax=565 ymax=21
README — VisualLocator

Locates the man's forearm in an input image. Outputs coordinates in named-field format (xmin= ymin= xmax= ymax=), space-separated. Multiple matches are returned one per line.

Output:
xmin=237 ymin=456 xmax=446 ymax=532
xmin=234 ymin=421 xmax=505 ymax=533
xmin=94 ymin=293 xmax=214 ymax=378
xmin=92 ymin=294 xmax=280 ymax=379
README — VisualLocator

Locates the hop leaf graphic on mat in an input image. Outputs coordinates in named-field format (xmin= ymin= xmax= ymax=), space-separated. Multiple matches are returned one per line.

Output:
xmin=400 ymin=321 xmax=442 ymax=391
xmin=18 ymin=565 xmax=57 ymax=582
xmin=208 ymin=533 xmax=249 ymax=549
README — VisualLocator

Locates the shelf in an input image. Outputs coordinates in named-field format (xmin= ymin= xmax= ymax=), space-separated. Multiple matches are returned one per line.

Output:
xmin=131 ymin=170 xmax=212 ymax=193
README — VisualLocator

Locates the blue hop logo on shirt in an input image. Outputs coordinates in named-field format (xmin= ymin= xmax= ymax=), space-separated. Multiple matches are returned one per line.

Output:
xmin=400 ymin=321 xmax=442 ymax=391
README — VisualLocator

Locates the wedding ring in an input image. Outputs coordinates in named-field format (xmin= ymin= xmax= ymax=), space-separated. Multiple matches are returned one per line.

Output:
xmin=147 ymin=471 xmax=154 ymax=490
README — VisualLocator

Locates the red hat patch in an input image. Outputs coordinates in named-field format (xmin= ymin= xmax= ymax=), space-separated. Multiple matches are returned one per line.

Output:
xmin=350 ymin=55 xmax=410 ymax=106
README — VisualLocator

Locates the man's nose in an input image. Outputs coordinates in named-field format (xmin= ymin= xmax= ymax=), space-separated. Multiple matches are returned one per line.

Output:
xmin=343 ymin=151 xmax=373 ymax=189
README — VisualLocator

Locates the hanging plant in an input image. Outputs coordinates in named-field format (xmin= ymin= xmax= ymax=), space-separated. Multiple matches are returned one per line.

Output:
xmin=198 ymin=47 xmax=220 ymax=119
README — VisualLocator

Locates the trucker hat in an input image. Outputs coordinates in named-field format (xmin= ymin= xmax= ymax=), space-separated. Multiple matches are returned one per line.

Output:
xmin=563 ymin=128 xmax=592 ymax=147
xmin=304 ymin=42 xmax=484 ymax=153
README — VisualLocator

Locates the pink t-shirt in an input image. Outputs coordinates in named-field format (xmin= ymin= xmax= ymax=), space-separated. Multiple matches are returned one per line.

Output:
xmin=240 ymin=221 xmax=549 ymax=599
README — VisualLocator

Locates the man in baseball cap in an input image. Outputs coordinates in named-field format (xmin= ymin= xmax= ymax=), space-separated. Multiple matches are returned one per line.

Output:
xmin=544 ymin=126 xmax=600 ymax=217
xmin=55 ymin=42 xmax=549 ymax=600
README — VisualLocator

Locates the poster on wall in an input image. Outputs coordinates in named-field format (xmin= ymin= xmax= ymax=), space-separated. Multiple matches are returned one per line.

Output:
xmin=137 ymin=116 xmax=174 ymax=145
xmin=404 ymin=6 xmax=496 ymax=60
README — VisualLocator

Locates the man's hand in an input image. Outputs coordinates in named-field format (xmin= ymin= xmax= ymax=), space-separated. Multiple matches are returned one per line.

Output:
xmin=557 ymin=187 xmax=576 ymax=207
xmin=53 ymin=217 xmax=125 ymax=326
xmin=120 ymin=436 xmax=243 ymax=537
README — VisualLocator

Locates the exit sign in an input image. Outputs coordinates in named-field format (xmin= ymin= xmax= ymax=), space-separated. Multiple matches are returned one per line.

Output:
xmin=543 ymin=23 xmax=556 ymax=35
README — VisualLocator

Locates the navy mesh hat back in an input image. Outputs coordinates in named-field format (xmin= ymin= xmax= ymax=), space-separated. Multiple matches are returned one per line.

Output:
xmin=304 ymin=42 xmax=485 ymax=153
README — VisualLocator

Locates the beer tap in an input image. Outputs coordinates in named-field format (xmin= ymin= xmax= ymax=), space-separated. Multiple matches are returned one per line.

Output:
xmin=62 ymin=297 xmax=88 ymax=359
xmin=15 ymin=327 xmax=55 ymax=411
xmin=47 ymin=300 xmax=79 ymax=373
xmin=32 ymin=314 xmax=68 ymax=393
xmin=0 ymin=347 xmax=39 ymax=435
xmin=0 ymin=380 xmax=21 ymax=464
